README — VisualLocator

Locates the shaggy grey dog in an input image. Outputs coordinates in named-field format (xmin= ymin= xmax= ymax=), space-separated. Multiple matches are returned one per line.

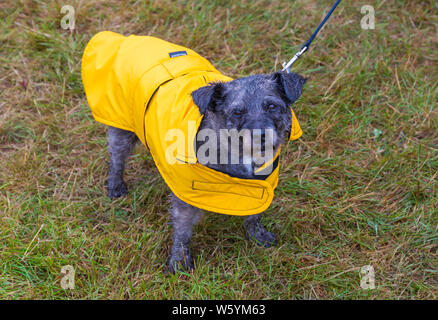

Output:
xmin=106 ymin=71 xmax=306 ymax=273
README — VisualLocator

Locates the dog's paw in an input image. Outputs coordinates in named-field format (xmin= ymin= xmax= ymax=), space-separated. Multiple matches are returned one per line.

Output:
xmin=168 ymin=254 xmax=195 ymax=274
xmin=107 ymin=181 xmax=128 ymax=199
xmin=245 ymin=225 xmax=277 ymax=248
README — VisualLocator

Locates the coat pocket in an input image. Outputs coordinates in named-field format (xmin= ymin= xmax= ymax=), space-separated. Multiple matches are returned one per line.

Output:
xmin=192 ymin=180 xmax=265 ymax=200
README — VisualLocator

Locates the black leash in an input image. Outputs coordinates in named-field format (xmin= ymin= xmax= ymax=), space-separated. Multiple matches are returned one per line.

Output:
xmin=282 ymin=0 xmax=342 ymax=73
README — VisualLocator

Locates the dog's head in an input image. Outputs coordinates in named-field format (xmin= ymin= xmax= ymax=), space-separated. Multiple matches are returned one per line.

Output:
xmin=192 ymin=72 xmax=306 ymax=174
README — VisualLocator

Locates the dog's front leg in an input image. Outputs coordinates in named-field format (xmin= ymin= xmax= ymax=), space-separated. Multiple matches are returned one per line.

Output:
xmin=168 ymin=193 xmax=203 ymax=273
xmin=243 ymin=213 xmax=277 ymax=248
xmin=106 ymin=126 xmax=138 ymax=198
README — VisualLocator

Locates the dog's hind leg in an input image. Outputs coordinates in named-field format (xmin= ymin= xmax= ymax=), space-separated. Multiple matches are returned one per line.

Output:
xmin=243 ymin=213 xmax=277 ymax=248
xmin=168 ymin=193 xmax=203 ymax=273
xmin=106 ymin=126 xmax=138 ymax=198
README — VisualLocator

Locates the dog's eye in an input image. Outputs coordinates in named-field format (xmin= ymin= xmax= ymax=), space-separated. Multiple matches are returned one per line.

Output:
xmin=267 ymin=104 xmax=278 ymax=111
xmin=233 ymin=110 xmax=243 ymax=117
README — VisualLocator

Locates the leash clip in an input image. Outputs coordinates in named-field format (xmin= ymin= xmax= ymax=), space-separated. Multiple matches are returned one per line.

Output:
xmin=281 ymin=46 xmax=308 ymax=73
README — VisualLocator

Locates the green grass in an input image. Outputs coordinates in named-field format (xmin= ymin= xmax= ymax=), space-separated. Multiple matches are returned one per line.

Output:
xmin=0 ymin=0 xmax=437 ymax=299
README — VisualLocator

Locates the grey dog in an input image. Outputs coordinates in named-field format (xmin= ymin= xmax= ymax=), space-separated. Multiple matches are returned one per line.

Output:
xmin=106 ymin=71 xmax=306 ymax=273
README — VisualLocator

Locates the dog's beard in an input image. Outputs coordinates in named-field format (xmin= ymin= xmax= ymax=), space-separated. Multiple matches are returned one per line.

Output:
xmin=197 ymin=127 xmax=280 ymax=178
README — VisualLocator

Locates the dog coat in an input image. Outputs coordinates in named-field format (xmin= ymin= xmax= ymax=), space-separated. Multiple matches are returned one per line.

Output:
xmin=82 ymin=31 xmax=302 ymax=215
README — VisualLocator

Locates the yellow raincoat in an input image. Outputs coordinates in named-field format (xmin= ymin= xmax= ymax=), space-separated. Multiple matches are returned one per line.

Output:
xmin=82 ymin=31 xmax=302 ymax=215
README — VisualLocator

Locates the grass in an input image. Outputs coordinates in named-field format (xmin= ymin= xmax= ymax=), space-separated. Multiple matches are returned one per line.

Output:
xmin=0 ymin=0 xmax=437 ymax=299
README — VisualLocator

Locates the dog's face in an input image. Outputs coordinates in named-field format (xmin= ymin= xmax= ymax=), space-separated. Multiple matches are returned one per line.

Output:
xmin=192 ymin=72 xmax=306 ymax=176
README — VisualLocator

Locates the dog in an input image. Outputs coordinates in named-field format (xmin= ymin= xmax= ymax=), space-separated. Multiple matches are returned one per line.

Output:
xmin=82 ymin=31 xmax=306 ymax=273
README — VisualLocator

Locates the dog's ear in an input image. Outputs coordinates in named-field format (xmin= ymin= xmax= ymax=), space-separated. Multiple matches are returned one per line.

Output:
xmin=272 ymin=72 xmax=307 ymax=105
xmin=191 ymin=82 xmax=224 ymax=114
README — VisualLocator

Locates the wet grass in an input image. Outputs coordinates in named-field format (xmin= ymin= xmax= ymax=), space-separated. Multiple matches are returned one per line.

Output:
xmin=0 ymin=0 xmax=437 ymax=299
